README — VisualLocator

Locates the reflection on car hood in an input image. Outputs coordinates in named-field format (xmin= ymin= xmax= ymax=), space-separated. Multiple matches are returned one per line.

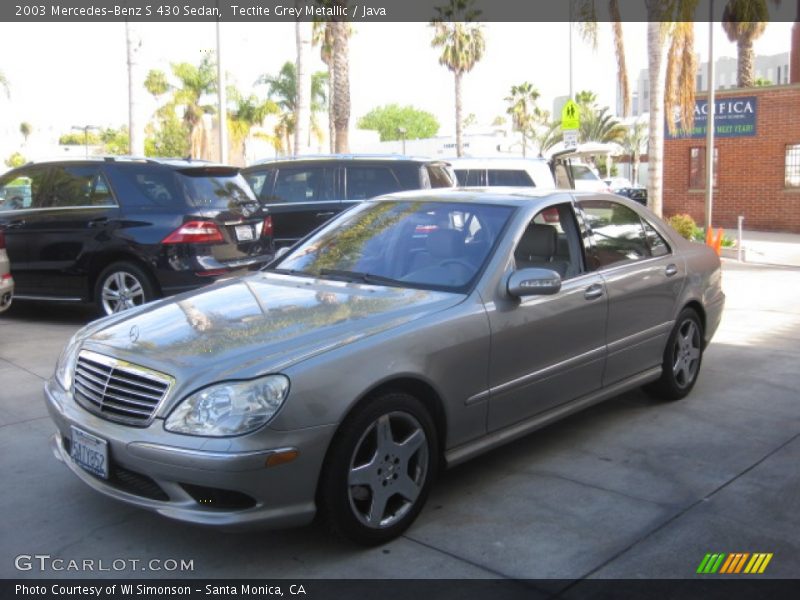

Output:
xmin=81 ymin=272 xmax=461 ymax=382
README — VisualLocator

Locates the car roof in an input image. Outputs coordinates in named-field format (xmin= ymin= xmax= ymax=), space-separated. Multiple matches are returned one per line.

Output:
xmin=446 ymin=157 xmax=550 ymax=168
xmin=245 ymin=154 xmax=450 ymax=168
xmin=16 ymin=157 xmax=225 ymax=170
xmin=367 ymin=187 xmax=577 ymax=208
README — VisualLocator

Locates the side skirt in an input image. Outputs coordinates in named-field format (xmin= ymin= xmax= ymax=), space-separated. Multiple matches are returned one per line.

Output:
xmin=445 ymin=366 xmax=662 ymax=468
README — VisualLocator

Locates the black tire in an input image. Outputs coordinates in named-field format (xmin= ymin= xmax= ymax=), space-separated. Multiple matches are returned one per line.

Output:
xmin=318 ymin=392 xmax=438 ymax=546
xmin=94 ymin=261 xmax=156 ymax=316
xmin=645 ymin=308 xmax=704 ymax=401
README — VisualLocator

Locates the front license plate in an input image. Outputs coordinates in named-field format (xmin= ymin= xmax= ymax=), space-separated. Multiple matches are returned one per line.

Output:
xmin=235 ymin=224 xmax=255 ymax=241
xmin=70 ymin=426 xmax=109 ymax=480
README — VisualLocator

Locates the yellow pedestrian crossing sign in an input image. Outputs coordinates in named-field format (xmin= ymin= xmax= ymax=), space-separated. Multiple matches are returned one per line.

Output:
xmin=561 ymin=100 xmax=580 ymax=130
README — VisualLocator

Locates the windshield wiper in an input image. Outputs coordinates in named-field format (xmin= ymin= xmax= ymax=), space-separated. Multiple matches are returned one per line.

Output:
xmin=268 ymin=267 xmax=315 ymax=278
xmin=318 ymin=269 xmax=403 ymax=287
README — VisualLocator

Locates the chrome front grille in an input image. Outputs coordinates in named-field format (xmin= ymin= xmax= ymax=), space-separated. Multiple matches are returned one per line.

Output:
xmin=73 ymin=350 xmax=174 ymax=426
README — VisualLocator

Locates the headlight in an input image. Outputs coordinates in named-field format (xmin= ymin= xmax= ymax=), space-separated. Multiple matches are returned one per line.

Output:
xmin=55 ymin=334 xmax=82 ymax=391
xmin=164 ymin=374 xmax=290 ymax=436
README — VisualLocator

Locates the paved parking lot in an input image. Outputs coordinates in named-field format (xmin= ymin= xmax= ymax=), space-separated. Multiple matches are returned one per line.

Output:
xmin=1 ymin=257 xmax=798 ymax=581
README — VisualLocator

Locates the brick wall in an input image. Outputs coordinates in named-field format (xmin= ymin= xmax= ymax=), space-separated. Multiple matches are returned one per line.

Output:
xmin=663 ymin=85 xmax=800 ymax=232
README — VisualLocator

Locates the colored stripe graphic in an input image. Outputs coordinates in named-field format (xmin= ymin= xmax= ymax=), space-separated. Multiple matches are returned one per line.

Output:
xmin=697 ymin=553 xmax=726 ymax=573
xmin=700 ymin=552 xmax=774 ymax=574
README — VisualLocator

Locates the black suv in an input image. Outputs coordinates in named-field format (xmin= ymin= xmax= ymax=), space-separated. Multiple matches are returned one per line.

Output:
xmin=0 ymin=158 xmax=272 ymax=315
xmin=242 ymin=155 xmax=455 ymax=249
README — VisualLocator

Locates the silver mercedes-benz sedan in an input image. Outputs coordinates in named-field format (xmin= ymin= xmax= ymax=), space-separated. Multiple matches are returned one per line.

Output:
xmin=45 ymin=189 xmax=724 ymax=545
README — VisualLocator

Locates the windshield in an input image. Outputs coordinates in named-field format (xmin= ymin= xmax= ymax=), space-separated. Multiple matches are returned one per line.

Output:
xmin=274 ymin=200 xmax=514 ymax=292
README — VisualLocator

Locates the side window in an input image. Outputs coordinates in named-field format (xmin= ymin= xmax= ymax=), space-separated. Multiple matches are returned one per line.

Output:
xmin=244 ymin=169 xmax=274 ymax=200
xmin=425 ymin=165 xmax=455 ymax=188
xmin=47 ymin=166 xmax=107 ymax=208
xmin=345 ymin=166 xmax=401 ymax=200
xmin=514 ymin=203 xmax=583 ymax=279
xmin=641 ymin=218 xmax=671 ymax=257
xmin=553 ymin=163 xmax=572 ymax=189
xmin=580 ymin=200 xmax=648 ymax=268
xmin=270 ymin=167 xmax=334 ymax=203
xmin=487 ymin=169 xmax=534 ymax=187
xmin=89 ymin=173 xmax=116 ymax=206
xmin=0 ymin=168 xmax=47 ymax=211
xmin=454 ymin=169 xmax=483 ymax=186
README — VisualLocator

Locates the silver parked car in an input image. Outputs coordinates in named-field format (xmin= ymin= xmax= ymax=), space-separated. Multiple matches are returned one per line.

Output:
xmin=45 ymin=189 xmax=724 ymax=544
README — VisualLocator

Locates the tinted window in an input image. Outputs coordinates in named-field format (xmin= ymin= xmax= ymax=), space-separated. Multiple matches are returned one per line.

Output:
xmin=117 ymin=167 xmax=180 ymax=205
xmin=345 ymin=166 xmax=403 ymax=200
xmin=244 ymin=169 xmax=273 ymax=199
xmin=426 ymin=165 xmax=455 ymax=188
xmin=581 ymin=200 xmax=648 ymax=268
xmin=454 ymin=169 xmax=483 ymax=186
xmin=642 ymin=218 xmax=671 ymax=257
xmin=176 ymin=168 xmax=256 ymax=209
xmin=270 ymin=167 xmax=335 ymax=203
xmin=276 ymin=201 xmax=513 ymax=292
xmin=487 ymin=169 xmax=534 ymax=187
xmin=0 ymin=168 xmax=47 ymax=211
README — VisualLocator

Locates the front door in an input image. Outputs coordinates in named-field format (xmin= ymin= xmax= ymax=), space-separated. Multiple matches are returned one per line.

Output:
xmin=486 ymin=202 xmax=608 ymax=432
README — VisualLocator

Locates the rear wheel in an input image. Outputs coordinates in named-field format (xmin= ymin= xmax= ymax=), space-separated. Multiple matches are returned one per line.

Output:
xmin=645 ymin=308 xmax=704 ymax=400
xmin=94 ymin=262 xmax=156 ymax=316
xmin=318 ymin=392 xmax=438 ymax=545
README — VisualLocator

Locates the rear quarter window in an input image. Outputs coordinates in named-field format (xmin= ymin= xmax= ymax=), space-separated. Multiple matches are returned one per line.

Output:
xmin=487 ymin=169 xmax=534 ymax=187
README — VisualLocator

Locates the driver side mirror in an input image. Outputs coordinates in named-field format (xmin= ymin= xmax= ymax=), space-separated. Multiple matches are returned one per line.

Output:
xmin=507 ymin=268 xmax=562 ymax=298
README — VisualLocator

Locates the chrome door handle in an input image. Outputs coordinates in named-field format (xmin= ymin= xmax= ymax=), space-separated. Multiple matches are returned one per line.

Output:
xmin=6 ymin=220 xmax=25 ymax=229
xmin=665 ymin=263 xmax=678 ymax=277
xmin=315 ymin=211 xmax=335 ymax=218
xmin=87 ymin=218 xmax=109 ymax=228
xmin=584 ymin=283 xmax=604 ymax=300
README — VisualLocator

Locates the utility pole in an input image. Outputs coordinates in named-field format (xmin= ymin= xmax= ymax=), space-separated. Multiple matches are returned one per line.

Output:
xmin=705 ymin=4 xmax=716 ymax=232
xmin=72 ymin=125 xmax=100 ymax=158
xmin=216 ymin=4 xmax=228 ymax=164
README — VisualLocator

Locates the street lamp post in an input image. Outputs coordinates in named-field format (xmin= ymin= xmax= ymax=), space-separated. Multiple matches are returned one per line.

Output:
xmin=72 ymin=125 xmax=100 ymax=158
xmin=397 ymin=127 xmax=407 ymax=155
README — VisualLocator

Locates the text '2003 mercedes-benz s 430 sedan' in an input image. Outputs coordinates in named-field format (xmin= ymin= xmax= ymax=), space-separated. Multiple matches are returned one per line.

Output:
xmin=45 ymin=189 xmax=724 ymax=545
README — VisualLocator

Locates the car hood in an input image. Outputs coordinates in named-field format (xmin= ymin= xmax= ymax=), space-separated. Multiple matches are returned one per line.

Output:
xmin=79 ymin=271 xmax=462 ymax=384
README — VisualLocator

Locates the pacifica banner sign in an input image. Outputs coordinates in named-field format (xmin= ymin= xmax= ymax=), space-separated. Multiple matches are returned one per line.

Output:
xmin=666 ymin=96 xmax=757 ymax=139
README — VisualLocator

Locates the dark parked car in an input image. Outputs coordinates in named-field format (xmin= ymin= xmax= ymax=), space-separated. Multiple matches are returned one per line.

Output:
xmin=0 ymin=158 xmax=272 ymax=315
xmin=242 ymin=155 xmax=455 ymax=249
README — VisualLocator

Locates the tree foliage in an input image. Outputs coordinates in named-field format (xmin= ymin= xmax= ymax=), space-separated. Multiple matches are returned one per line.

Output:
xmin=357 ymin=104 xmax=440 ymax=141
xmin=5 ymin=152 xmax=26 ymax=168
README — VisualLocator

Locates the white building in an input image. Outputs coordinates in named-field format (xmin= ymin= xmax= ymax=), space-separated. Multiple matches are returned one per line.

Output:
xmin=617 ymin=52 xmax=791 ymax=117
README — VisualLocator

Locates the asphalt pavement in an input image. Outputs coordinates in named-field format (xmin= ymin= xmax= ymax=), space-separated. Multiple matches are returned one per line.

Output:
xmin=0 ymin=237 xmax=798 ymax=582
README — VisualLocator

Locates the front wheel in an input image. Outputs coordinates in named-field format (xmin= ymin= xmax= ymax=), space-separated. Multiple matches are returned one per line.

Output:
xmin=318 ymin=392 xmax=438 ymax=545
xmin=645 ymin=308 xmax=704 ymax=401
xmin=94 ymin=262 xmax=156 ymax=316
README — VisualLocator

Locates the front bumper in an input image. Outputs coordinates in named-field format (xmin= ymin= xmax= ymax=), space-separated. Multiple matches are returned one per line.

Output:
xmin=45 ymin=378 xmax=336 ymax=529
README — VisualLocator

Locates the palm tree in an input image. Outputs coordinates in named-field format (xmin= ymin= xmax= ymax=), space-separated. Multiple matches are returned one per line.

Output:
xmin=227 ymin=87 xmax=278 ymax=166
xmin=621 ymin=119 xmax=649 ymax=186
xmin=257 ymin=62 xmax=328 ymax=156
xmin=505 ymin=82 xmax=540 ymax=158
xmin=581 ymin=106 xmax=626 ymax=144
xmin=430 ymin=0 xmax=485 ymax=157
xmin=331 ymin=17 xmax=352 ymax=153
xmin=722 ymin=0 xmax=778 ymax=88
xmin=19 ymin=122 xmax=32 ymax=145
xmin=313 ymin=20 xmax=336 ymax=152
xmin=295 ymin=9 xmax=313 ymax=155
xmin=0 ymin=70 xmax=9 ymax=98
xmin=145 ymin=56 xmax=218 ymax=158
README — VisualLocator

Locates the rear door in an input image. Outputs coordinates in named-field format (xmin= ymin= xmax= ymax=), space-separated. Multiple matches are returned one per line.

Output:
xmin=254 ymin=164 xmax=340 ymax=248
xmin=579 ymin=198 xmax=685 ymax=385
